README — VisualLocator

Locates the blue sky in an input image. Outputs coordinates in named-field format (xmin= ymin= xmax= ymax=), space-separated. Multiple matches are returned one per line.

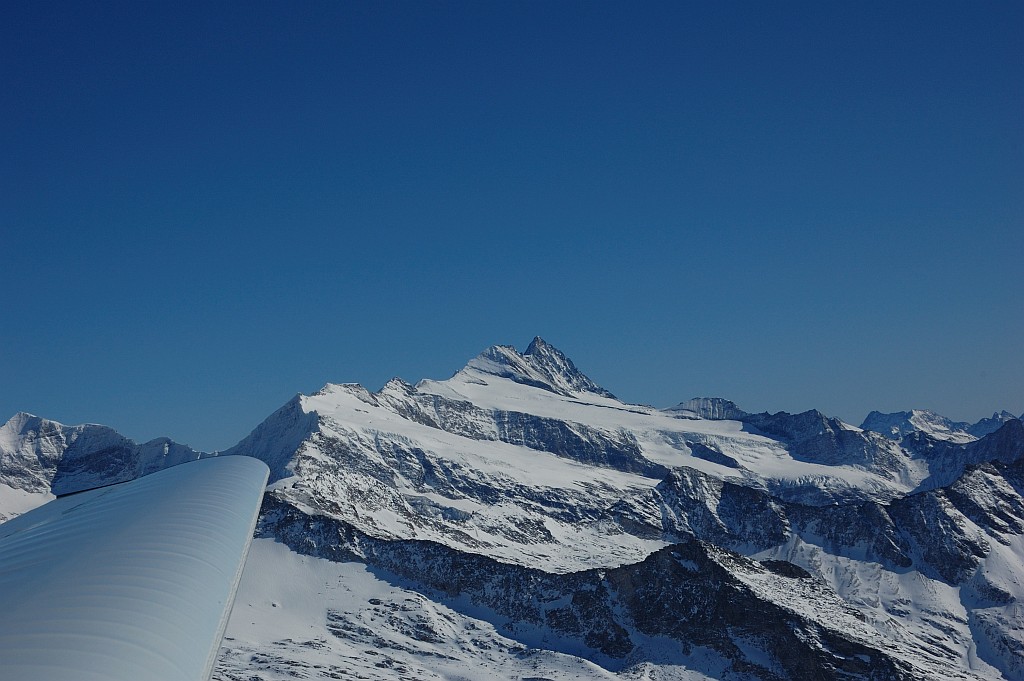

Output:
xmin=2 ymin=1 xmax=1022 ymax=450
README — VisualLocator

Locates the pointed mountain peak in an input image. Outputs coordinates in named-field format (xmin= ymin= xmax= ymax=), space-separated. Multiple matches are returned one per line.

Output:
xmin=0 ymin=412 xmax=80 ymax=454
xmin=523 ymin=335 xmax=556 ymax=356
xmin=221 ymin=393 xmax=320 ymax=483
xmin=522 ymin=336 xmax=614 ymax=397
xmin=378 ymin=376 xmax=417 ymax=398
xmin=464 ymin=337 xmax=615 ymax=399
xmin=967 ymin=410 xmax=1021 ymax=438
xmin=2 ymin=411 xmax=50 ymax=431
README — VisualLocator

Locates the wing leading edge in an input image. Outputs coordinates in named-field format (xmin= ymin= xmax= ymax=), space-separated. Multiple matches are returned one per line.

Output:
xmin=0 ymin=456 xmax=269 ymax=681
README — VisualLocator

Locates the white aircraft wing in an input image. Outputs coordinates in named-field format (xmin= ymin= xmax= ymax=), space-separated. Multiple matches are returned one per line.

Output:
xmin=0 ymin=455 xmax=269 ymax=681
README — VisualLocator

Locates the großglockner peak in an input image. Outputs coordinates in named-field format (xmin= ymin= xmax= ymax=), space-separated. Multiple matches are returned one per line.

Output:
xmin=445 ymin=335 xmax=617 ymax=399
xmin=4 ymin=338 xmax=1024 ymax=680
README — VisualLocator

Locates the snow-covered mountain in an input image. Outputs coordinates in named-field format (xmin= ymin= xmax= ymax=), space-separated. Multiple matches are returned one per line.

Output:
xmin=0 ymin=411 xmax=205 ymax=521
xmin=861 ymin=409 xmax=1021 ymax=444
xmin=2 ymin=337 xmax=1024 ymax=680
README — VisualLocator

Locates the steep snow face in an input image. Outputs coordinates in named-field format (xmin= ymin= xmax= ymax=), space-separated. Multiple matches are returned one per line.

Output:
xmin=219 ymin=395 xmax=319 ymax=483
xmin=1 ymin=412 xmax=86 ymax=491
xmin=208 ymin=338 xmax=1024 ymax=679
xmin=0 ymin=413 xmax=60 ymax=520
xmin=225 ymin=353 xmax=937 ymax=570
xmin=238 ymin=381 xmax=668 ymax=572
xmin=0 ymin=412 xmax=205 ymax=497
xmin=220 ymin=339 xmax=1019 ymax=580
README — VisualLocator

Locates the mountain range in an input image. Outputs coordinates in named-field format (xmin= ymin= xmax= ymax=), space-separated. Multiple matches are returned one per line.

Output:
xmin=2 ymin=336 xmax=1023 ymax=680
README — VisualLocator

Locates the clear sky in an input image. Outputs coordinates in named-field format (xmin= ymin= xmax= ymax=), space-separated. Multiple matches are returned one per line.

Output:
xmin=2 ymin=1 xmax=1022 ymax=451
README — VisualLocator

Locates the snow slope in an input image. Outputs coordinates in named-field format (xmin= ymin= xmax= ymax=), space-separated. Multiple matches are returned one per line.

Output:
xmin=418 ymin=345 xmax=925 ymax=503
xmin=215 ymin=539 xmax=720 ymax=681
xmin=0 ymin=481 xmax=50 ymax=523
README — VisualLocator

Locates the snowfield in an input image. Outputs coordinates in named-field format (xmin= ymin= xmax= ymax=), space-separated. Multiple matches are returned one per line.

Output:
xmin=216 ymin=539 xmax=714 ymax=681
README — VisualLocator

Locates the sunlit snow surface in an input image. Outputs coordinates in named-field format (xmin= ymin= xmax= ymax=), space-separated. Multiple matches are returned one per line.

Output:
xmin=421 ymin=366 xmax=928 ymax=496
xmin=215 ymin=539 xmax=721 ymax=681
xmin=0 ymin=456 xmax=269 ymax=681
xmin=0 ymin=481 xmax=50 ymax=522
xmin=260 ymin=370 xmax=928 ymax=576
xmin=757 ymin=524 xmax=1024 ymax=680
xmin=279 ymin=384 xmax=670 ymax=572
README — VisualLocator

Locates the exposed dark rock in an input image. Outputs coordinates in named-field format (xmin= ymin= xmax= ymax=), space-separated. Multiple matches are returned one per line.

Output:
xmin=493 ymin=411 xmax=665 ymax=477
xmin=758 ymin=559 xmax=811 ymax=579
xmin=655 ymin=467 xmax=790 ymax=552
xmin=258 ymin=495 xmax=918 ymax=680
xmin=686 ymin=440 xmax=742 ymax=468
xmin=889 ymin=490 xmax=990 ymax=584
xmin=743 ymin=410 xmax=905 ymax=477
xmin=788 ymin=499 xmax=913 ymax=569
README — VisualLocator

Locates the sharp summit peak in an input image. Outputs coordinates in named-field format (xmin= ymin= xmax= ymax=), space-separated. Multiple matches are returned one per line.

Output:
xmin=465 ymin=336 xmax=616 ymax=400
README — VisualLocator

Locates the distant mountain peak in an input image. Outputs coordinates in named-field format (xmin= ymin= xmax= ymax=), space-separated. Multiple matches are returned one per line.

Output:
xmin=967 ymin=410 xmax=1021 ymax=438
xmin=463 ymin=337 xmax=615 ymax=398
xmin=0 ymin=412 xmax=205 ymax=496
xmin=665 ymin=398 xmax=747 ymax=421
xmin=861 ymin=408 xmax=1021 ymax=444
